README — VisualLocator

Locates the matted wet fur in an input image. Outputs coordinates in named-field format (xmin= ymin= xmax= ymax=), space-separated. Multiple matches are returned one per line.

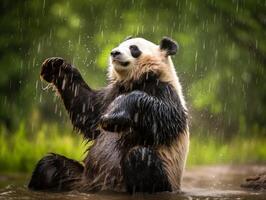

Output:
xmin=28 ymin=37 xmax=189 ymax=193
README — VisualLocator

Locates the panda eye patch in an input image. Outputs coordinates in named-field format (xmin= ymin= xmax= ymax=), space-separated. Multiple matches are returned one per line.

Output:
xmin=129 ymin=45 xmax=142 ymax=58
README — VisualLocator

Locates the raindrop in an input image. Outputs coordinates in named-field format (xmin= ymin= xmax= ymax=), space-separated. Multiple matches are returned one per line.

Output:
xmin=82 ymin=103 xmax=86 ymax=113
xmin=82 ymin=116 xmax=86 ymax=124
xmin=141 ymin=148 xmax=145 ymax=161
xmin=194 ymin=51 xmax=198 ymax=72
xmin=74 ymin=85 xmax=79 ymax=96
xmin=32 ymin=57 xmax=36 ymax=68
xmin=62 ymin=79 xmax=66 ymax=90
xmin=136 ymin=26 xmax=140 ymax=35
xmin=35 ymin=80 xmax=39 ymax=89
xmin=55 ymin=104 xmax=58 ymax=114
xmin=37 ymin=42 xmax=41 ymax=53
xmin=134 ymin=113 xmax=138 ymax=123
xmin=43 ymin=0 xmax=46 ymax=11
xmin=39 ymin=93 xmax=42 ymax=103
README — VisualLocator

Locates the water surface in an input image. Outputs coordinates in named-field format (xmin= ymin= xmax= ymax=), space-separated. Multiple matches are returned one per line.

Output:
xmin=0 ymin=165 xmax=265 ymax=200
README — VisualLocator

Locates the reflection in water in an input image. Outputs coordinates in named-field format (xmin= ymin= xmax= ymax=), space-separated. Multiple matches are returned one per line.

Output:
xmin=0 ymin=165 xmax=265 ymax=200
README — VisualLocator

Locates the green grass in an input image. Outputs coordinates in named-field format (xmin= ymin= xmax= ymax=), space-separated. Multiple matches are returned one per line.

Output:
xmin=187 ymin=134 xmax=266 ymax=166
xmin=0 ymin=123 xmax=87 ymax=172
xmin=0 ymin=123 xmax=265 ymax=172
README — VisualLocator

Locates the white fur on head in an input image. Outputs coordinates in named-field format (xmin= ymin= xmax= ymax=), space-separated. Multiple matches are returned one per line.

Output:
xmin=108 ymin=38 xmax=159 ymax=73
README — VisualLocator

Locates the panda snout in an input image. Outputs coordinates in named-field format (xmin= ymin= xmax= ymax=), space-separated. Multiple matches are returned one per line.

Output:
xmin=110 ymin=49 xmax=130 ymax=67
xmin=110 ymin=50 xmax=121 ymax=58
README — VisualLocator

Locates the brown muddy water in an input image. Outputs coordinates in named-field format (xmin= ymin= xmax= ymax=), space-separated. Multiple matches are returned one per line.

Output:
xmin=0 ymin=165 xmax=265 ymax=200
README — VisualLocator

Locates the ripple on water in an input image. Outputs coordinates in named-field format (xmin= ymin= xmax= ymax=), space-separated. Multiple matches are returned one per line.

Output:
xmin=0 ymin=165 xmax=266 ymax=200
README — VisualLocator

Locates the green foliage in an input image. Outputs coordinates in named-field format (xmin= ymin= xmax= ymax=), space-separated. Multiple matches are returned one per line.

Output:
xmin=0 ymin=0 xmax=265 ymax=136
xmin=0 ymin=0 xmax=266 ymax=135
xmin=188 ymin=135 xmax=266 ymax=166
xmin=0 ymin=123 xmax=87 ymax=172
xmin=1 ymin=123 xmax=265 ymax=172
xmin=0 ymin=0 xmax=265 ymax=171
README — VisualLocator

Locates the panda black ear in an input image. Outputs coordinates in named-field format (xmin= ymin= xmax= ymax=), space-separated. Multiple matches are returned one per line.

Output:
xmin=159 ymin=37 xmax=178 ymax=56
xmin=124 ymin=36 xmax=133 ymax=41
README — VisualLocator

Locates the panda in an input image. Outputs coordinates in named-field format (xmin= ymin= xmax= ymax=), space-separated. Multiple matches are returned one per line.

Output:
xmin=28 ymin=37 xmax=189 ymax=193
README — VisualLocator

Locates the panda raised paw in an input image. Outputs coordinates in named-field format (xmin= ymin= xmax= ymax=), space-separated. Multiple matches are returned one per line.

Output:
xmin=40 ymin=57 xmax=70 ymax=83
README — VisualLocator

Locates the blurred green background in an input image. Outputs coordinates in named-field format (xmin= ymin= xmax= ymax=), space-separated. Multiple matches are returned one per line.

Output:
xmin=0 ymin=0 xmax=265 ymax=172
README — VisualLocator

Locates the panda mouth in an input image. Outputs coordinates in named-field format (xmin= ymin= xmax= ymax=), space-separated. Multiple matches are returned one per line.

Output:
xmin=113 ymin=59 xmax=130 ymax=67
xmin=119 ymin=61 xmax=130 ymax=67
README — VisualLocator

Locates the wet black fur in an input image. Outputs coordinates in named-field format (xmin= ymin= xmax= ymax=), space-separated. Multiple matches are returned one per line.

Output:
xmin=123 ymin=147 xmax=172 ymax=193
xmin=29 ymin=57 xmax=187 ymax=193
xmin=101 ymin=72 xmax=187 ymax=147
xmin=28 ymin=153 xmax=83 ymax=191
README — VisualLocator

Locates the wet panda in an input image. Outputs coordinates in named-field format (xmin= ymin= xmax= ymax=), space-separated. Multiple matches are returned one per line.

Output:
xmin=28 ymin=37 xmax=189 ymax=193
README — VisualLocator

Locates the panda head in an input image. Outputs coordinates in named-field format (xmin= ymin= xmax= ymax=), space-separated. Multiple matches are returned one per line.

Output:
xmin=108 ymin=37 xmax=179 ymax=82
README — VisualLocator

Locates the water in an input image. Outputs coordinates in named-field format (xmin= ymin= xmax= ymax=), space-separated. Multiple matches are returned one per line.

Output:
xmin=0 ymin=165 xmax=265 ymax=200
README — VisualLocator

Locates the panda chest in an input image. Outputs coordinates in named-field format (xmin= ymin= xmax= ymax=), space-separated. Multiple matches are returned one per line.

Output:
xmin=117 ymin=75 xmax=162 ymax=96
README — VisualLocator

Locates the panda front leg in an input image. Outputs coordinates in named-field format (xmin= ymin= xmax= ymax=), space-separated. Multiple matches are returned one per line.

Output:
xmin=123 ymin=147 xmax=172 ymax=193
xmin=28 ymin=153 xmax=84 ymax=191
xmin=40 ymin=57 xmax=103 ymax=139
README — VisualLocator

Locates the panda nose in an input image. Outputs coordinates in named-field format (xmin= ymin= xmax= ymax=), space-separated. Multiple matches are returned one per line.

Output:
xmin=110 ymin=50 xmax=121 ymax=57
